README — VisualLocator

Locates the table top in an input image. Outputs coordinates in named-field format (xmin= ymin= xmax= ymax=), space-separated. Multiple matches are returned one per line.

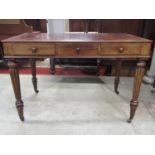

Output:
xmin=2 ymin=32 xmax=152 ymax=43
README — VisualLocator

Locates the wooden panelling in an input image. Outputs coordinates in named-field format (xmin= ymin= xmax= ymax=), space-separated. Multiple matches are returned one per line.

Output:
xmin=101 ymin=19 xmax=144 ymax=35
xmin=0 ymin=20 xmax=32 ymax=36
xmin=69 ymin=19 xmax=144 ymax=35
xmin=24 ymin=19 xmax=47 ymax=32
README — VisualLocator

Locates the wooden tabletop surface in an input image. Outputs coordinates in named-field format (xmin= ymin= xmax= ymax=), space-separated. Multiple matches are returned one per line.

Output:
xmin=2 ymin=32 xmax=152 ymax=43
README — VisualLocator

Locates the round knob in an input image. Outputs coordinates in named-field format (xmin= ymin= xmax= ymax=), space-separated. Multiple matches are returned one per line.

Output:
xmin=118 ymin=47 xmax=124 ymax=53
xmin=32 ymin=47 xmax=37 ymax=54
xmin=75 ymin=47 xmax=80 ymax=54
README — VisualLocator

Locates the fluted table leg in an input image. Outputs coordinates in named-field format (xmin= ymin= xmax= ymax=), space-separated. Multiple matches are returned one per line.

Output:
xmin=127 ymin=60 xmax=146 ymax=123
xmin=8 ymin=61 xmax=24 ymax=121
xmin=31 ymin=58 xmax=39 ymax=93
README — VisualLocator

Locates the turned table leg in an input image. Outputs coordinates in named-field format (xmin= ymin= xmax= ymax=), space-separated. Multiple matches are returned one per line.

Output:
xmin=127 ymin=60 xmax=146 ymax=123
xmin=31 ymin=59 xmax=39 ymax=93
xmin=114 ymin=59 xmax=122 ymax=94
xmin=50 ymin=58 xmax=55 ymax=75
xmin=8 ymin=61 xmax=24 ymax=121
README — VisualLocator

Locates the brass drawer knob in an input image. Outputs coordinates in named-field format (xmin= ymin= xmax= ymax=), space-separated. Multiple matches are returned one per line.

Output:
xmin=32 ymin=47 xmax=37 ymax=54
xmin=75 ymin=47 xmax=80 ymax=54
xmin=118 ymin=47 xmax=124 ymax=53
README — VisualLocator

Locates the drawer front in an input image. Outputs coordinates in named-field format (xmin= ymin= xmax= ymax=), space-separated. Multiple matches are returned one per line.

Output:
xmin=12 ymin=43 xmax=55 ymax=56
xmin=56 ymin=43 xmax=99 ymax=56
xmin=100 ymin=43 xmax=142 ymax=56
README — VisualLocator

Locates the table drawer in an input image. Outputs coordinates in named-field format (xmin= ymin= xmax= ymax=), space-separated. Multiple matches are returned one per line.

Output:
xmin=12 ymin=43 xmax=55 ymax=56
xmin=56 ymin=43 xmax=99 ymax=56
xmin=100 ymin=43 xmax=142 ymax=56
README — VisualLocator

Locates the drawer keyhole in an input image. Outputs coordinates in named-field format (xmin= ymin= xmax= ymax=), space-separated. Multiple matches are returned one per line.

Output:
xmin=75 ymin=47 xmax=80 ymax=54
xmin=32 ymin=47 xmax=37 ymax=54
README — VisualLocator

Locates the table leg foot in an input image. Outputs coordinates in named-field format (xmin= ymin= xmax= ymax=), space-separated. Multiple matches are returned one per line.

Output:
xmin=127 ymin=101 xmax=138 ymax=123
xmin=127 ymin=118 xmax=132 ymax=123
xmin=51 ymin=70 xmax=55 ymax=75
xmin=32 ymin=78 xmax=39 ymax=93
xmin=16 ymin=100 xmax=24 ymax=121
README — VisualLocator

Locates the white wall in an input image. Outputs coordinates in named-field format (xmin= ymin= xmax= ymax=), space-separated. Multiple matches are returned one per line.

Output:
xmin=47 ymin=19 xmax=69 ymax=33
xmin=147 ymin=45 xmax=155 ymax=76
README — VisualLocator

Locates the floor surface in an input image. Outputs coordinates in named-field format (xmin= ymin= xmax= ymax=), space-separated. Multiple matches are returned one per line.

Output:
xmin=0 ymin=74 xmax=155 ymax=134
